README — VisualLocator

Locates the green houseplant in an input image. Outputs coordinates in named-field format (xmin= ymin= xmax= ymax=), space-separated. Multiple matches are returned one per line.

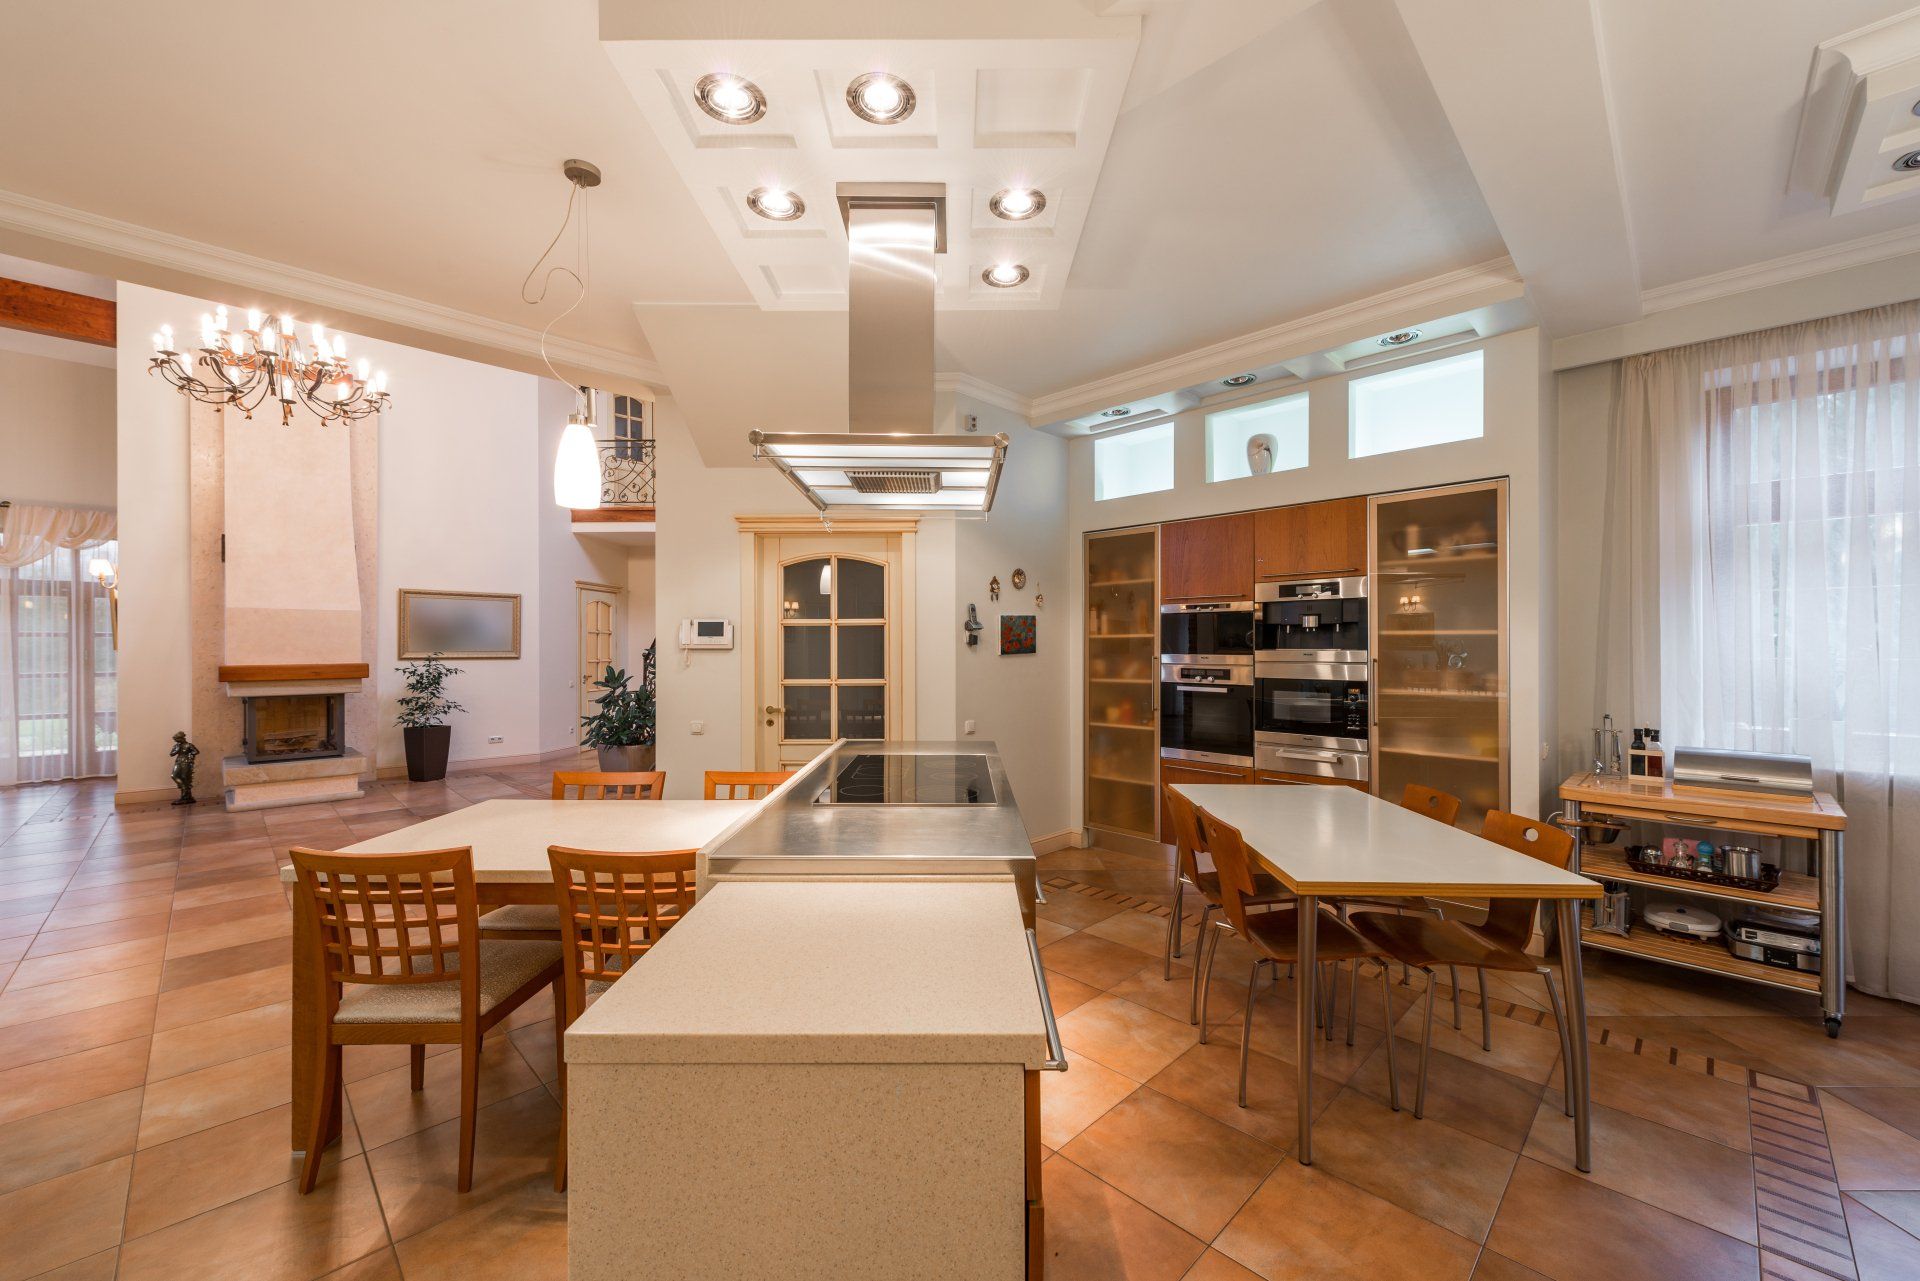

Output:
xmin=581 ymin=655 xmax=655 ymax=772
xmin=395 ymin=654 xmax=465 ymax=782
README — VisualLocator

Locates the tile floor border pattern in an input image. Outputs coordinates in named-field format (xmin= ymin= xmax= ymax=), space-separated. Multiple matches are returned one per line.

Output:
xmin=1749 ymin=1084 xmax=1860 ymax=1281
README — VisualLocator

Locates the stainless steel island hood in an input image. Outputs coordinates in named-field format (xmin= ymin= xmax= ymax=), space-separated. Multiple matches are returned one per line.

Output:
xmin=749 ymin=183 xmax=1009 ymax=514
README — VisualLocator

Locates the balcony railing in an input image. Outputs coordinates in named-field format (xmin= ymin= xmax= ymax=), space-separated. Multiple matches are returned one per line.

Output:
xmin=598 ymin=438 xmax=655 ymax=507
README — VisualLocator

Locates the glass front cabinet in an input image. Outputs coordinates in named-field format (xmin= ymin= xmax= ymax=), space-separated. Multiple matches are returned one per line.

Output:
xmin=1369 ymin=480 xmax=1508 ymax=829
xmin=1084 ymin=526 xmax=1160 ymax=844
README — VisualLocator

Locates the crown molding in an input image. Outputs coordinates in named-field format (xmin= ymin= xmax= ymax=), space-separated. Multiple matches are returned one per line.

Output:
xmin=1026 ymin=256 xmax=1523 ymax=425
xmin=933 ymin=371 xmax=1033 ymax=418
xmin=0 ymin=188 xmax=666 ymax=389
xmin=1639 ymin=223 xmax=1920 ymax=315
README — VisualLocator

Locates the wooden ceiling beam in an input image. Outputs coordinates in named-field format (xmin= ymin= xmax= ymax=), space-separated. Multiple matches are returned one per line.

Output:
xmin=0 ymin=278 xmax=116 ymax=347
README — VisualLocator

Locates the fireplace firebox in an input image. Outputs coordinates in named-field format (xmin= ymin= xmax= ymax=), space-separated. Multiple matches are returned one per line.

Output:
xmin=241 ymin=693 xmax=345 ymax=764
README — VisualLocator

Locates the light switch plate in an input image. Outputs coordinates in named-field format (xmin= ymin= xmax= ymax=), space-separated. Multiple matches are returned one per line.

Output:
xmin=691 ymin=720 xmax=705 ymax=735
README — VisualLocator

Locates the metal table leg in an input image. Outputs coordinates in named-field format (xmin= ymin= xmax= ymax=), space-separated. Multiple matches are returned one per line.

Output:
xmin=1554 ymin=899 xmax=1593 ymax=1173
xmin=1819 ymin=831 xmax=1845 ymax=1038
xmin=1296 ymin=893 xmax=1318 ymax=1166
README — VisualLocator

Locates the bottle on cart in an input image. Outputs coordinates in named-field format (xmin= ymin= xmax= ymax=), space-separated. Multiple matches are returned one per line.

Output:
xmin=1645 ymin=729 xmax=1665 ymax=781
xmin=1628 ymin=727 xmax=1650 ymax=777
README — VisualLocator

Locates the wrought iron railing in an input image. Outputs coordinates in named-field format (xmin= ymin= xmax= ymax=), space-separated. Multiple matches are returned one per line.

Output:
xmin=598 ymin=438 xmax=655 ymax=507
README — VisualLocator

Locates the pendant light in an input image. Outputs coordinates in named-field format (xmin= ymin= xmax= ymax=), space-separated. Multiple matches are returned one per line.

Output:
xmin=522 ymin=159 xmax=605 ymax=510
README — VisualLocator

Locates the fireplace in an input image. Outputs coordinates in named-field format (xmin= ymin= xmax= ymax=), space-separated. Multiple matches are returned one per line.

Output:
xmin=241 ymin=693 xmax=345 ymax=764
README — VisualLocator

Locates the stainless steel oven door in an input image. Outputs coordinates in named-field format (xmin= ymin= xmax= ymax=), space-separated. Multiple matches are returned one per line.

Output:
xmin=1255 ymin=576 xmax=1368 ymax=664
xmin=1256 ymin=734 xmax=1369 ymax=782
xmin=1159 ymin=662 xmax=1254 ymax=767
xmin=1253 ymin=662 xmax=1369 ymax=743
xmin=1159 ymin=603 xmax=1254 ymax=663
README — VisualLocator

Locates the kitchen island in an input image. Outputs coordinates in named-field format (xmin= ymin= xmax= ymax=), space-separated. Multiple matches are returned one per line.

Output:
xmin=566 ymin=741 xmax=1060 ymax=1281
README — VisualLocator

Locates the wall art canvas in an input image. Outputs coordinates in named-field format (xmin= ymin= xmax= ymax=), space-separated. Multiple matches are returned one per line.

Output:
xmin=999 ymin=613 xmax=1037 ymax=656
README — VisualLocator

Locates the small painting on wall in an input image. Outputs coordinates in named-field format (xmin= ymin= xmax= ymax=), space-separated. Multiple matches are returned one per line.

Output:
xmin=999 ymin=613 xmax=1037 ymax=656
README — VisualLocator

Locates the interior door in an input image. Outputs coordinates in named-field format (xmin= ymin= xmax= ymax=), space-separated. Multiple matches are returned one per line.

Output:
xmin=577 ymin=584 xmax=619 ymax=732
xmin=756 ymin=534 xmax=902 ymax=769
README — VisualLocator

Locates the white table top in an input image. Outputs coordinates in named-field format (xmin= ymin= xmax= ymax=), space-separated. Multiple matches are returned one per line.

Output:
xmin=566 ymin=880 xmax=1050 ymax=1068
xmin=279 ymin=799 xmax=761 ymax=883
xmin=1173 ymin=784 xmax=1600 ymax=900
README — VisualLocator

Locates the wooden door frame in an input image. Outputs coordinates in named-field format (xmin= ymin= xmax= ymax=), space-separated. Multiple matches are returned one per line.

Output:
xmin=735 ymin=516 xmax=919 ymax=767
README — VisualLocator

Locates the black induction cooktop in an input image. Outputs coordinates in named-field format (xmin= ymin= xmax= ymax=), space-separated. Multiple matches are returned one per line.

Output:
xmin=816 ymin=753 xmax=997 ymax=806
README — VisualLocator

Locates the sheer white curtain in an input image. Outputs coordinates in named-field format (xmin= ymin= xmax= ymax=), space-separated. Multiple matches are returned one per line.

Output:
xmin=0 ymin=505 xmax=118 ymax=786
xmin=1595 ymin=301 xmax=1920 ymax=1003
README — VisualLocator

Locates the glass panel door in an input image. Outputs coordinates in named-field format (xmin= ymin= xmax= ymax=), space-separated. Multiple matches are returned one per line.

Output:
xmin=779 ymin=555 xmax=888 ymax=744
xmin=1084 ymin=527 xmax=1159 ymax=839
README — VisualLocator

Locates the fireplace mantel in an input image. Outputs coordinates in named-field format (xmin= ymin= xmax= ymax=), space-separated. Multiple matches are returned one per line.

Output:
xmin=216 ymin=663 xmax=371 ymax=683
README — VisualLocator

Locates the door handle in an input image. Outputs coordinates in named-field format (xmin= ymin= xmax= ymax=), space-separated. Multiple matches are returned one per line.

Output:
xmin=1175 ymin=685 xmax=1230 ymax=694
xmin=763 ymin=705 xmax=784 ymax=715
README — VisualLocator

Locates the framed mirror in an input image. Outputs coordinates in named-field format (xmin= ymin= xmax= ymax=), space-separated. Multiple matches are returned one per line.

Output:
xmin=398 ymin=589 xmax=522 ymax=659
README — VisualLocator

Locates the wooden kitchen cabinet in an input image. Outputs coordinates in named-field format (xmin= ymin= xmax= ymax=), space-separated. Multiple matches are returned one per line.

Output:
xmin=1159 ymin=758 xmax=1252 ymax=841
xmin=1254 ymin=497 xmax=1367 ymax=580
xmin=1160 ymin=513 xmax=1254 ymax=603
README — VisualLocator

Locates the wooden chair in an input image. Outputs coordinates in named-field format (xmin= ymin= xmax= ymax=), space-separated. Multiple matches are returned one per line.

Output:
xmin=703 ymin=770 xmax=794 ymax=800
xmin=551 ymin=770 xmax=667 ymax=800
xmin=1193 ymin=811 xmax=1400 ymax=1110
xmin=477 ymin=770 xmax=671 ymax=939
xmin=547 ymin=844 xmax=699 ymax=1191
xmin=289 ymin=846 xmax=563 ymax=1194
xmin=1347 ymin=810 xmax=1579 ymax=1118
xmin=1401 ymin=783 xmax=1462 ymax=827
xmin=1162 ymin=785 xmax=1288 ymax=1024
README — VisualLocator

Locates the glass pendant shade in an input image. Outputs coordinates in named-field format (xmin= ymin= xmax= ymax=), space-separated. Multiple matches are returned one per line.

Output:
xmin=554 ymin=414 xmax=601 ymax=509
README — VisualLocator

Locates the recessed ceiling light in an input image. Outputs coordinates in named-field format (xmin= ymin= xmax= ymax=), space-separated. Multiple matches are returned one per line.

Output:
xmin=989 ymin=188 xmax=1046 ymax=221
xmin=747 ymin=187 xmax=805 ymax=221
xmin=1378 ymin=330 xmax=1421 ymax=347
xmin=981 ymin=263 xmax=1029 ymax=288
xmin=847 ymin=72 xmax=916 ymax=124
xmin=695 ymin=73 xmax=766 ymax=125
xmin=1896 ymin=150 xmax=1920 ymax=172
xmin=1222 ymin=373 xmax=1257 ymax=387
xmin=1101 ymin=407 xmax=1132 ymax=418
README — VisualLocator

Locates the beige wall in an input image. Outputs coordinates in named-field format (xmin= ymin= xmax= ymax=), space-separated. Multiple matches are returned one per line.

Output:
xmin=1 ymin=347 xmax=115 ymax=508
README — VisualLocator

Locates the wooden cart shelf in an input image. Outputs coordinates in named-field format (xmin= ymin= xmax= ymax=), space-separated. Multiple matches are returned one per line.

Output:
xmin=1579 ymin=928 xmax=1820 ymax=993
xmin=1577 ymin=846 xmax=1821 ymax=913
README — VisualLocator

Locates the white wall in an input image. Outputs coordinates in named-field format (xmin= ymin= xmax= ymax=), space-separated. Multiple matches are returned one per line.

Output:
xmin=1 ymin=348 xmax=116 ymax=508
xmin=1065 ymin=327 xmax=1555 ymax=820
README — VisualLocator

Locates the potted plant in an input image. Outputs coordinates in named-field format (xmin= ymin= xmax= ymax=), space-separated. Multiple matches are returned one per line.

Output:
xmin=395 ymin=653 xmax=465 ymax=782
xmin=581 ymin=658 xmax=655 ymax=771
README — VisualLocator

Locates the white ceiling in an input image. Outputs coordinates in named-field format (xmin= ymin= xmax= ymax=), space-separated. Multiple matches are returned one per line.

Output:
xmin=3 ymin=0 xmax=1919 ymax=459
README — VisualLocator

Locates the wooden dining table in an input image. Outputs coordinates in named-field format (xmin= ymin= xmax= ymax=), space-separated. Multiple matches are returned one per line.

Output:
xmin=1172 ymin=784 xmax=1603 ymax=1172
xmin=282 ymin=798 xmax=760 ymax=1151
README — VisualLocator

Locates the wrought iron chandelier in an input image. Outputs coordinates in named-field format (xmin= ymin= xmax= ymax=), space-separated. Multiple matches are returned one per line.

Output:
xmin=148 ymin=306 xmax=391 ymax=425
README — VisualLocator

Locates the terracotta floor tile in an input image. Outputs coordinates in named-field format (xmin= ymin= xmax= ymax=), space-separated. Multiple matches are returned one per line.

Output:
xmin=0 ymin=962 xmax=162 ymax=1030
xmin=0 ymin=1155 xmax=132 ymax=1281
xmin=342 ymin=1041 xmax=456 ymax=1086
xmin=1059 ymin=993 xmax=1201 ymax=1082
xmin=6 ymin=936 xmax=167 ymax=990
xmin=318 ymin=1249 xmax=403 ymax=1280
xmin=1470 ymin=1253 xmax=1552 ymax=1281
xmin=1111 ymin=954 xmax=1253 ymax=1028
xmin=1547 ymin=1036 xmax=1753 ymax=1152
xmin=117 ymin=1155 xmax=388 ymax=1281
xmin=1084 ymin=906 xmax=1177 ymax=957
xmin=25 ymin=912 xmax=171 ymax=959
xmin=1062 ymin=1088 xmax=1281 ymax=1238
xmin=1040 ymin=1048 xmax=1139 ymax=1149
xmin=387 ymin=1178 xmax=565 ymax=1280
xmin=1343 ymin=1034 xmax=1543 ymax=1152
xmin=147 ymin=999 xmax=291 ymax=1081
xmin=1214 ymin=1160 xmax=1480 ymax=1281
xmin=1042 ymin=968 xmax=1104 ymax=1017
xmin=1040 ymin=1155 xmax=1206 ymax=1281
xmin=1390 ymin=989 xmax=1566 ymax=1084
xmin=0 ymin=911 xmax=47 ymax=942
xmin=55 ymin=877 xmax=178 ymax=908
xmin=158 ymin=935 xmax=286 ymax=993
xmin=1486 ymin=1158 xmax=1760 ymax=1281
xmin=1033 ymin=917 xmax=1075 ymax=947
xmin=124 ymin=1102 xmax=358 ymax=1239
xmin=0 ymin=1088 xmax=142 ymax=1196
xmin=346 ymin=1035 xmax=540 ymax=1151
xmin=1716 ymin=1015 xmax=1920 ymax=1088
xmin=153 ymin=962 xmax=290 ymax=1030
xmin=1849 ymin=1188 xmax=1920 ymax=1237
xmin=138 ymin=1044 xmax=292 ymax=1149
xmin=1183 ymin=1251 xmax=1264 ymax=1281
xmin=0 ymin=995 xmax=154 ymax=1074
xmin=31 ymin=1247 xmax=119 ymax=1280
xmin=0 ymin=1035 xmax=149 ymax=1127
xmin=1307 ymin=1088 xmax=1519 ymax=1242
xmin=1045 ymin=932 xmax=1167 ymax=989
xmin=505 ymin=1017 xmax=560 ymax=1085
xmin=169 ymin=877 xmax=286 ymax=912
xmin=1204 ymin=981 xmax=1387 ymax=1086
xmin=1145 ymin=1040 xmax=1343 ymax=1151
xmin=1819 ymin=1090 xmax=1920 ymax=1189
xmin=166 ymin=891 xmax=286 ymax=935
xmin=1843 ymin=1194 xmax=1920 ymax=1281
xmin=161 ymin=909 xmax=289 ymax=960
xmin=1037 ymin=891 xmax=1131 ymax=932
xmin=363 ymin=1086 xmax=560 ymax=1241
xmin=1825 ymin=1085 xmax=1920 ymax=1142
xmin=39 ymin=893 xmax=174 ymax=933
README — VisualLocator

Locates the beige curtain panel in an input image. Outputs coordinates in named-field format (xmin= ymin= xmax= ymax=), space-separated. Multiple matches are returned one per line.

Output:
xmin=0 ymin=503 xmax=118 ymax=567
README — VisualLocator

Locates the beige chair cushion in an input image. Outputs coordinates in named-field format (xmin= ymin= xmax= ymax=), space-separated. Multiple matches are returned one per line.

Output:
xmin=477 ymin=903 xmax=560 ymax=933
xmin=334 ymin=939 xmax=561 ymax=1025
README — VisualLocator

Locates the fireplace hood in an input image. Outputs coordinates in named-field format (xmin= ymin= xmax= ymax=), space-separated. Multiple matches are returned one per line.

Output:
xmin=749 ymin=183 xmax=1009 ymax=514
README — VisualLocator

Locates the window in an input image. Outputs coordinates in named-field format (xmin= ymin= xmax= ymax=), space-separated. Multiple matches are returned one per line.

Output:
xmin=611 ymin=394 xmax=647 ymax=460
xmin=1348 ymin=349 xmax=1484 ymax=458
xmin=779 ymin=556 xmax=887 ymax=741
xmin=1094 ymin=422 xmax=1174 ymax=501
xmin=3 ymin=540 xmax=117 ymax=784
xmin=1206 ymin=392 xmax=1308 ymax=482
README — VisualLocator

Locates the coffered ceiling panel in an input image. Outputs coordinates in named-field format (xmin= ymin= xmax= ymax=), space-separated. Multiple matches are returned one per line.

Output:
xmin=601 ymin=29 xmax=1140 ymax=311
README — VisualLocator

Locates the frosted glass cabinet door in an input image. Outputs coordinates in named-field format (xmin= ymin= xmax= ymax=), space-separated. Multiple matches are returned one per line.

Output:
xmin=1370 ymin=480 xmax=1507 ymax=828
xmin=1084 ymin=526 xmax=1160 ymax=840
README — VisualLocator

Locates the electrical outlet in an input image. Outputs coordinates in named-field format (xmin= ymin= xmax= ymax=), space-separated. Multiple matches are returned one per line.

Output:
xmin=691 ymin=720 xmax=705 ymax=735
xmin=488 ymin=735 xmax=503 ymax=744
xmin=964 ymin=719 xmax=976 ymax=735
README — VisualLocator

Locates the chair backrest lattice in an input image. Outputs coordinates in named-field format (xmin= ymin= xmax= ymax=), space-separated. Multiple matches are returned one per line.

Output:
xmin=703 ymin=770 xmax=794 ymax=800
xmin=546 ymin=845 xmax=698 ymax=1016
xmin=551 ymin=770 xmax=667 ymax=800
xmin=290 ymin=846 xmax=479 ymax=1011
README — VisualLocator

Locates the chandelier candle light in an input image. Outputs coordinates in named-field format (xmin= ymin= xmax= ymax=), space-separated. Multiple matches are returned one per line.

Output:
xmin=148 ymin=306 xmax=390 ymax=425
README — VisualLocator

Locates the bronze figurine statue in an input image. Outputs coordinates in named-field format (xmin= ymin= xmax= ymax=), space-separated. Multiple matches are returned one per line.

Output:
xmin=169 ymin=731 xmax=200 ymax=806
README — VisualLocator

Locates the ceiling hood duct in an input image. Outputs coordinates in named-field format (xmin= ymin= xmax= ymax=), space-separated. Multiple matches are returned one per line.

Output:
xmin=750 ymin=183 xmax=1009 ymax=515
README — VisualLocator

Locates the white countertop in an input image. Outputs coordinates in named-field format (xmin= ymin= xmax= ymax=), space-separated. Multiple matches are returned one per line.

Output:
xmin=1174 ymin=783 xmax=1601 ymax=900
xmin=277 ymin=798 xmax=760 ymax=882
xmin=566 ymin=880 xmax=1051 ymax=1068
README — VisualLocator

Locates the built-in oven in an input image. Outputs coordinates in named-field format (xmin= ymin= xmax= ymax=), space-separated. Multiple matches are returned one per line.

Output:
xmin=1160 ymin=601 xmax=1254 ymax=664
xmin=1254 ymin=661 xmax=1370 ymax=782
xmin=1255 ymin=577 xmax=1368 ymax=664
xmin=1159 ymin=659 xmax=1254 ymax=767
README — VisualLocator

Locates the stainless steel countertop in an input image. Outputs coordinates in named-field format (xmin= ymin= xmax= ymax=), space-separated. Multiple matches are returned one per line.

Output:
xmin=701 ymin=739 xmax=1040 ymax=923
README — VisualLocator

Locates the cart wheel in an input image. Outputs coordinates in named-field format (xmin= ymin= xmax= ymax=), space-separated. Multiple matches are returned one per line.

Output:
xmin=1825 ymin=1016 xmax=1841 ymax=1039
